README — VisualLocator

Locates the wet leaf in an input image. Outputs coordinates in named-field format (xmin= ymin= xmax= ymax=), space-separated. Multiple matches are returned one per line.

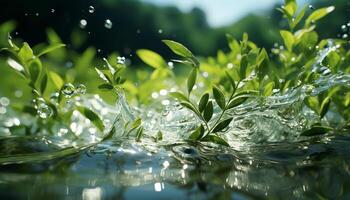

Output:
xmin=170 ymin=91 xmax=188 ymax=101
xmin=225 ymin=71 xmax=236 ymax=91
xmin=198 ymin=93 xmax=209 ymax=113
xmin=77 ymin=106 xmax=104 ymax=132
xmin=203 ymin=101 xmax=213 ymax=122
xmin=37 ymin=43 xmax=65 ymax=57
xmin=162 ymin=40 xmax=194 ymax=58
xmin=227 ymin=95 xmax=250 ymax=109
xmin=239 ymin=55 xmax=248 ymax=80
xmin=305 ymin=6 xmax=335 ymax=27
xmin=301 ymin=126 xmax=332 ymax=136
xmin=202 ymin=135 xmax=229 ymax=146
xmin=263 ymin=82 xmax=275 ymax=97
xmin=135 ymin=127 xmax=144 ymax=142
xmin=136 ymin=49 xmax=167 ymax=69
xmin=18 ymin=42 xmax=34 ymax=62
xmin=28 ymin=58 xmax=42 ymax=83
xmin=189 ymin=125 xmax=204 ymax=140
xmin=280 ymin=30 xmax=295 ymax=52
xmin=49 ymin=71 xmax=64 ymax=90
xmin=187 ymin=68 xmax=197 ymax=95
xmin=40 ymin=73 xmax=48 ymax=94
xmin=320 ymin=97 xmax=331 ymax=119
xmin=213 ymin=85 xmax=226 ymax=110
xmin=212 ymin=118 xmax=233 ymax=133
xmin=180 ymin=101 xmax=200 ymax=117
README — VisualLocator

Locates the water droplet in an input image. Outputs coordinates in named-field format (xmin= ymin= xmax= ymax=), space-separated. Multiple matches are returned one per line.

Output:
xmin=136 ymin=29 xmax=141 ymax=34
xmin=347 ymin=22 xmax=350 ymax=27
xmin=343 ymin=34 xmax=348 ymax=39
xmin=88 ymin=6 xmax=95 ymax=13
xmin=79 ymin=19 xmax=87 ymax=29
xmin=117 ymin=56 xmax=126 ymax=64
xmin=37 ymin=103 xmax=52 ymax=119
xmin=51 ymin=9 xmax=55 ymax=13
xmin=35 ymin=13 xmax=39 ymax=16
xmin=104 ymin=19 xmax=112 ymax=29
xmin=0 ymin=97 xmax=10 ymax=107
xmin=0 ymin=107 xmax=6 ymax=114
xmin=341 ymin=25 xmax=347 ymax=32
xmin=76 ymin=84 xmax=87 ymax=94
xmin=168 ymin=61 xmax=174 ymax=69
xmin=158 ymin=29 xmax=163 ymax=34
xmin=50 ymin=92 xmax=59 ymax=103
xmin=308 ymin=5 xmax=314 ymax=10
xmin=62 ymin=83 xmax=75 ymax=96
xmin=227 ymin=63 xmax=234 ymax=69
xmin=14 ymin=90 xmax=23 ymax=98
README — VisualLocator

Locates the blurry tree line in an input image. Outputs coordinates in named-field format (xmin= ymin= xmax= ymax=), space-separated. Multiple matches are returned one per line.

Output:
xmin=0 ymin=0 xmax=349 ymax=58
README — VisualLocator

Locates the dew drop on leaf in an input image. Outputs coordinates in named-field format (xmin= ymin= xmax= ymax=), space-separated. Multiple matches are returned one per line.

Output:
xmin=76 ymin=84 xmax=87 ymax=94
xmin=37 ymin=103 xmax=52 ymax=119
xmin=62 ymin=83 xmax=75 ymax=96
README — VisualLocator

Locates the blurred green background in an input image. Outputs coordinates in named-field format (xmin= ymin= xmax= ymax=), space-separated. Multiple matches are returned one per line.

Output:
xmin=0 ymin=0 xmax=349 ymax=105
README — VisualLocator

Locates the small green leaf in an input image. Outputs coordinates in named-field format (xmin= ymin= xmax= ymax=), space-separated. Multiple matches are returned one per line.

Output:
xmin=280 ymin=30 xmax=295 ymax=52
xmin=135 ymin=127 xmax=144 ymax=142
xmin=162 ymin=40 xmax=194 ymax=58
xmin=202 ymin=135 xmax=229 ymax=146
xmin=180 ymin=101 xmax=200 ymax=117
xmin=126 ymin=118 xmax=142 ymax=136
xmin=170 ymin=91 xmax=188 ymax=101
xmin=98 ymin=84 xmax=114 ymax=91
xmin=49 ymin=71 xmax=64 ymax=90
xmin=301 ymin=126 xmax=332 ymax=136
xmin=239 ymin=55 xmax=248 ymax=80
xmin=198 ymin=93 xmax=209 ymax=113
xmin=203 ymin=101 xmax=213 ymax=122
xmin=189 ymin=125 xmax=204 ymax=140
xmin=18 ymin=42 xmax=34 ymax=62
xmin=320 ymin=97 xmax=331 ymax=119
xmin=263 ymin=82 xmax=275 ymax=97
xmin=37 ymin=43 xmax=65 ymax=57
xmin=156 ymin=131 xmax=163 ymax=141
xmin=28 ymin=58 xmax=42 ymax=83
xmin=305 ymin=6 xmax=335 ymax=27
xmin=187 ymin=68 xmax=197 ymax=95
xmin=304 ymin=96 xmax=319 ymax=113
xmin=7 ymin=58 xmax=25 ymax=75
xmin=77 ymin=106 xmax=104 ymax=132
xmin=227 ymin=95 xmax=250 ymax=109
xmin=212 ymin=118 xmax=233 ymax=133
xmin=136 ymin=49 xmax=167 ymax=69
xmin=40 ymin=73 xmax=48 ymax=94
xmin=213 ymin=86 xmax=226 ymax=110
xmin=225 ymin=71 xmax=236 ymax=91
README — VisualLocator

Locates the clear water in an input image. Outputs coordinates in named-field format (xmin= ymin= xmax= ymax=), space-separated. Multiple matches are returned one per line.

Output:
xmin=0 ymin=41 xmax=349 ymax=199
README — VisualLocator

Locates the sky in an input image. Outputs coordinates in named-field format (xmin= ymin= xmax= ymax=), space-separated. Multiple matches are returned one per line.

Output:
xmin=141 ymin=0 xmax=284 ymax=27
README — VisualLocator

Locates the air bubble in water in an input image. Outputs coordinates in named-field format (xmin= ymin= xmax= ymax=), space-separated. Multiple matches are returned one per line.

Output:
xmin=88 ymin=6 xmax=95 ymax=13
xmin=76 ymin=84 xmax=87 ymax=94
xmin=37 ymin=103 xmax=52 ymax=119
xmin=62 ymin=83 xmax=75 ymax=96
xmin=117 ymin=56 xmax=126 ymax=64
xmin=104 ymin=19 xmax=112 ymax=29
xmin=80 ymin=19 xmax=87 ymax=29
xmin=341 ymin=25 xmax=347 ymax=32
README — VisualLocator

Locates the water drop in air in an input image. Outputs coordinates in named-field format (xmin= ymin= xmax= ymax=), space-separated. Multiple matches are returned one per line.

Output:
xmin=308 ymin=5 xmax=314 ymax=10
xmin=62 ymin=83 xmax=75 ymax=96
xmin=158 ymin=29 xmax=163 ymax=34
xmin=37 ymin=103 xmax=52 ymax=119
xmin=76 ymin=84 xmax=87 ymax=94
xmin=117 ymin=56 xmax=126 ymax=64
xmin=88 ymin=6 xmax=95 ymax=13
xmin=341 ymin=25 xmax=347 ymax=32
xmin=80 ymin=19 xmax=87 ymax=29
xmin=104 ymin=19 xmax=113 ymax=29
xmin=51 ymin=9 xmax=55 ymax=13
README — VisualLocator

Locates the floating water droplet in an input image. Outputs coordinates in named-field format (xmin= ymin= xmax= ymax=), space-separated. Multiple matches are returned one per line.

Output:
xmin=342 ymin=34 xmax=348 ymax=39
xmin=136 ymin=29 xmax=141 ymax=34
xmin=62 ymin=83 xmax=75 ymax=96
xmin=341 ymin=25 xmax=347 ymax=32
xmin=76 ymin=84 xmax=87 ymax=94
xmin=14 ymin=90 xmax=23 ymax=98
xmin=158 ymin=29 xmax=163 ymax=34
xmin=168 ymin=61 xmax=174 ymax=69
xmin=35 ymin=13 xmax=39 ymax=16
xmin=227 ymin=63 xmax=234 ymax=69
xmin=117 ymin=56 xmax=126 ymax=64
xmin=104 ymin=19 xmax=112 ymax=29
xmin=51 ymin=9 xmax=55 ymax=13
xmin=37 ymin=103 xmax=52 ymax=119
xmin=308 ymin=5 xmax=314 ymax=10
xmin=0 ymin=97 xmax=10 ymax=107
xmin=88 ymin=6 xmax=95 ymax=13
xmin=79 ymin=19 xmax=87 ymax=29
xmin=347 ymin=22 xmax=350 ymax=27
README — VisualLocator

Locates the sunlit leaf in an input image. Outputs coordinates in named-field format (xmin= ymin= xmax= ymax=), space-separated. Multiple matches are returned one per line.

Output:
xmin=189 ymin=125 xmax=204 ymax=140
xmin=187 ymin=68 xmax=197 ymax=95
xmin=98 ymin=83 xmax=114 ymax=91
xmin=136 ymin=49 xmax=167 ymax=69
xmin=198 ymin=93 xmax=209 ymax=113
xmin=49 ymin=71 xmax=64 ymax=90
xmin=162 ymin=40 xmax=194 ymax=58
xmin=280 ymin=30 xmax=295 ymax=51
xmin=77 ymin=106 xmax=104 ymax=132
xmin=305 ymin=6 xmax=335 ymax=27
xmin=213 ymin=85 xmax=226 ymax=110
xmin=170 ymin=91 xmax=188 ymax=102
xmin=37 ymin=43 xmax=65 ymax=57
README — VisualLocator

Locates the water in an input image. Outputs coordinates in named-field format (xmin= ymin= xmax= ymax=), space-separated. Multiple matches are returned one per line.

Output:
xmin=0 ymin=42 xmax=349 ymax=199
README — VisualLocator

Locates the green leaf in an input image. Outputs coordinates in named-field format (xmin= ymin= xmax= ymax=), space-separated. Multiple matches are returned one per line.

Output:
xmin=135 ymin=127 xmax=144 ymax=142
xmin=18 ymin=42 xmax=34 ymax=62
xmin=213 ymin=86 xmax=226 ymax=110
xmin=6 ymin=58 xmax=26 ymax=77
xmin=263 ymin=82 xmax=275 ymax=97
xmin=239 ymin=55 xmax=248 ymax=80
xmin=305 ymin=6 xmax=335 ymax=27
xmin=40 ymin=73 xmax=48 ymax=94
xmin=189 ymin=125 xmax=204 ymax=140
xmin=212 ymin=118 xmax=233 ymax=133
xmin=301 ymin=126 xmax=332 ymax=136
xmin=28 ymin=58 xmax=42 ymax=83
xmin=293 ymin=5 xmax=307 ymax=29
xmin=227 ymin=95 xmax=250 ymax=109
xmin=202 ymin=135 xmax=229 ymax=146
xmin=187 ymin=68 xmax=197 ymax=95
xmin=280 ymin=30 xmax=295 ymax=52
xmin=225 ymin=71 xmax=236 ymax=91
xmin=49 ymin=71 xmax=64 ymax=90
xmin=126 ymin=118 xmax=142 ymax=136
xmin=320 ymin=97 xmax=331 ymax=119
xmin=198 ymin=93 xmax=209 ymax=113
xmin=136 ymin=49 xmax=167 ymax=69
xmin=162 ymin=40 xmax=194 ymax=58
xmin=156 ymin=131 xmax=163 ymax=141
xmin=77 ymin=106 xmax=104 ymax=132
xmin=170 ymin=91 xmax=188 ymax=102
xmin=37 ymin=43 xmax=65 ymax=57
xmin=98 ymin=84 xmax=114 ymax=91
xmin=284 ymin=0 xmax=297 ymax=17
xmin=180 ymin=101 xmax=200 ymax=117
xmin=95 ymin=68 xmax=110 ymax=83
xmin=304 ymin=96 xmax=319 ymax=113
xmin=203 ymin=101 xmax=213 ymax=122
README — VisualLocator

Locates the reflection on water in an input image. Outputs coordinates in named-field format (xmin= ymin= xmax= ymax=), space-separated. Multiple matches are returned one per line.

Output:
xmin=0 ymin=135 xmax=349 ymax=199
